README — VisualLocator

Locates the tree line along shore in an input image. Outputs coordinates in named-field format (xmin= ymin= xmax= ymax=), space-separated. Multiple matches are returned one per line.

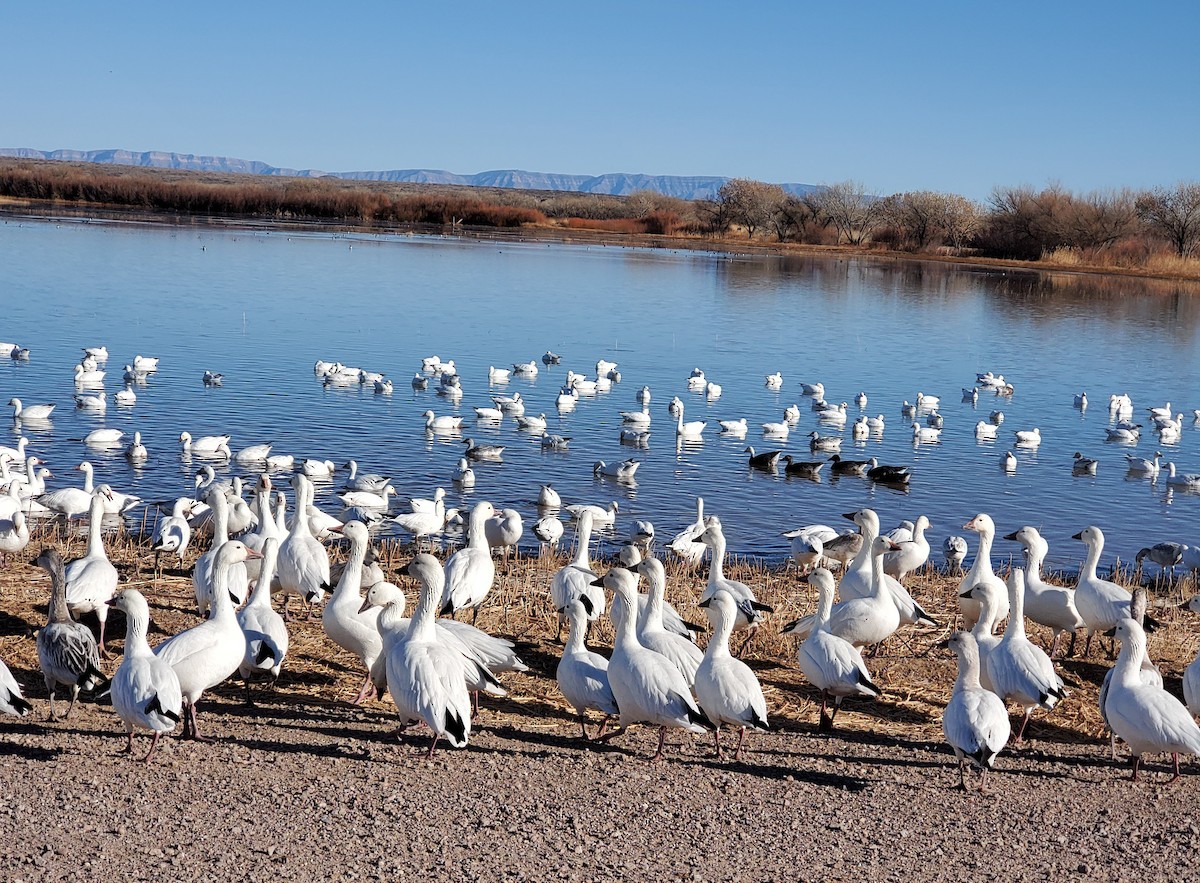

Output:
xmin=1 ymin=158 xmax=1198 ymax=282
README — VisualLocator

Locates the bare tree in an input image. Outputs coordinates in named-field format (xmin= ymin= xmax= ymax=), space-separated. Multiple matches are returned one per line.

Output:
xmin=719 ymin=179 xmax=787 ymax=240
xmin=1137 ymin=183 xmax=1200 ymax=257
xmin=813 ymin=180 xmax=883 ymax=245
xmin=936 ymin=193 xmax=983 ymax=251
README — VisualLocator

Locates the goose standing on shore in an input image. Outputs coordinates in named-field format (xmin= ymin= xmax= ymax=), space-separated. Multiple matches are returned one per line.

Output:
xmin=155 ymin=541 xmax=261 ymax=739
xmin=942 ymin=631 xmax=1010 ymax=793
xmin=1104 ymin=618 xmax=1200 ymax=782
xmin=694 ymin=590 xmax=769 ymax=760
xmin=1003 ymin=526 xmax=1084 ymax=656
xmin=551 ymin=509 xmax=603 ymax=640
xmin=700 ymin=516 xmax=773 ymax=653
xmin=959 ymin=513 xmax=1010 ymax=629
xmin=108 ymin=589 xmax=183 ymax=762
xmin=35 ymin=549 xmax=108 ymax=720
xmin=64 ymin=488 xmax=121 ymax=654
xmin=556 ymin=597 xmax=619 ymax=740
xmin=277 ymin=474 xmax=331 ymax=616
xmin=440 ymin=500 xmax=497 ymax=621
xmin=237 ymin=537 xmax=288 ymax=701
xmin=322 ymin=521 xmax=384 ymax=703
xmin=152 ymin=498 xmax=194 ymax=576
xmin=667 ymin=497 xmax=707 ymax=569
xmin=795 ymin=568 xmax=880 ymax=731
xmin=1073 ymin=525 xmax=1157 ymax=656
xmin=193 ymin=489 xmax=250 ymax=616
xmin=635 ymin=557 xmax=703 ymax=686
xmin=594 ymin=567 xmax=711 ymax=759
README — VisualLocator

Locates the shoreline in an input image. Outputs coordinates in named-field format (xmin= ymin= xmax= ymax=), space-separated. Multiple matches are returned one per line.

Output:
xmin=5 ymin=199 xmax=1200 ymax=287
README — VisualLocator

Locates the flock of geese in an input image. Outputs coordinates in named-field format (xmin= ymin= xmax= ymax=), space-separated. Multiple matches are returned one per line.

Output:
xmin=3 ymin=346 xmax=1200 ymax=789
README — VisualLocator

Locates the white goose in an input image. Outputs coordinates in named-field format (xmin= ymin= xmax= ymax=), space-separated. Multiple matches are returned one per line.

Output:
xmin=621 ymin=403 xmax=652 ymax=427
xmin=699 ymin=516 xmax=773 ymax=650
xmin=385 ymin=555 xmax=474 ymax=757
xmin=303 ymin=458 xmax=337 ymax=480
xmin=667 ymin=497 xmax=707 ymax=569
xmin=35 ymin=549 xmax=108 ymax=720
xmin=321 ymin=521 xmax=384 ymax=703
xmin=108 ymin=589 xmax=183 ymax=762
xmin=1014 ymin=427 xmax=1041 ymax=446
xmin=193 ymin=488 xmax=251 ymax=617
xmin=64 ymin=488 xmax=121 ymax=653
xmin=155 ymin=541 xmax=260 ymax=739
xmin=882 ymin=514 xmax=931 ymax=580
xmin=0 ymin=510 xmax=30 ymax=562
xmin=338 ymin=485 xmax=396 ymax=509
xmin=596 ymin=566 xmax=711 ymax=759
xmin=277 ymin=473 xmax=331 ymax=614
xmin=675 ymin=404 xmax=706 ymax=439
xmin=556 ymin=597 xmax=619 ymax=740
xmin=635 ymin=557 xmax=703 ymax=686
xmin=801 ymin=536 xmax=901 ymax=649
xmin=342 ymin=460 xmax=390 ymax=492
xmin=484 ymin=507 xmax=524 ymax=560
xmin=958 ymin=513 xmax=1010 ymax=629
xmin=1003 ymin=526 xmax=1083 ymax=656
xmin=532 ymin=513 xmax=564 ymax=552
xmin=551 ymin=509 xmax=604 ymax=639
xmin=179 ymin=431 xmax=231 ymax=459
xmin=1099 ymin=588 xmax=1161 ymax=759
xmin=564 ymin=500 xmax=618 ymax=526
xmin=235 ymin=442 xmax=272 ymax=463
xmin=440 ymin=500 xmax=497 ymax=620
xmin=1072 ymin=525 xmax=1152 ymax=656
xmin=795 ymin=568 xmax=880 ymax=732
xmin=694 ymin=590 xmax=769 ymax=759
xmin=124 ymin=431 xmax=148 ymax=463
xmin=39 ymin=478 xmax=113 ymax=520
xmin=1104 ymin=618 xmax=1200 ymax=782
xmin=77 ymin=461 xmax=141 ymax=514
xmin=83 ymin=428 xmax=123 ymax=447
xmin=942 ymin=631 xmax=1011 ymax=792
xmin=985 ymin=569 xmax=1067 ymax=741
xmin=1126 ymin=452 xmax=1164 ymax=477
xmin=237 ymin=537 xmax=288 ymax=700
xmin=9 ymin=398 xmax=54 ymax=421
xmin=152 ymin=497 xmax=194 ymax=575
xmin=0 ymin=656 xmax=31 ymax=716
xmin=593 ymin=459 xmax=640 ymax=481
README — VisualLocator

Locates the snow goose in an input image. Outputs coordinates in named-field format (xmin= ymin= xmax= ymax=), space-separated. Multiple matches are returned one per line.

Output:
xmin=1072 ymin=525 xmax=1159 ymax=656
xmin=792 ymin=536 xmax=901 ymax=649
xmin=795 ymin=568 xmax=880 ymax=731
xmin=817 ymin=402 xmax=848 ymax=423
xmin=942 ymin=631 xmax=1010 ymax=792
xmin=0 ymin=436 xmax=30 ymax=464
xmin=77 ymin=461 xmax=141 ymax=514
xmin=808 ymin=431 xmax=841 ymax=452
xmin=963 ymin=387 xmax=980 ymax=404
xmin=108 ymin=589 xmax=183 ymax=761
xmin=866 ymin=413 xmax=885 ymax=431
xmin=151 ymin=498 xmax=193 ymax=575
xmin=342 ymin=460 xmax=389 ymax=492
xmin=474 ymin=405 xmax=504 ymax=421
xmin=783 ymin=404 xmax=802 ymax=424
xmin=0 ymin=655 xmax=32 ymax=717
xmin=440 ymin=501 xmax=497 ymax=620
xmin=761 ymin=419 xmax=789 ymax=438
xmin=717 ymin=417 xmax=747 ymax=436
xmin=541 ymin=432 xmax=570 ymax=450
xmin=565 ymin=500 xmax=618 ymax=526
xmin=556 ymin=597 xmax=619 ymax=739
xmin=1014 ymin=427 xmax=1041 ymax=447
xmin=179 ymin=431 xmax=231 ymax=459
xmin=337 ymin=485 xmax=396 ymax=510
xmin=1072 ymin=451 xmax=1099 ymax=474
xmin=851 ymin=416 xmax=869 ymax=439
xmin=695 ymin=590 xmax=769 ymax=759
xmin=193 ymin=489 xmax=251 ymax=616
xmin=1106 ymin=426 xmax=1142 ymax=443
xmin=156 ymin=541 xmax=261 ymax=739
xmin=636 ymin=558 xmax=703 ymax=686
xmin=800 ymin=381 xmax=825 ymax=397
xmin=538 ymin=484 xmax=562 ymax=509
xmin=124 ymin=431 xmax=148 ymax=464
xmin=959 ymin=513 xmax=1010 ymax=629
xmin=484 ymin=508 xmax=524 ymax=560
xmin=64 ymin=489 xmax=121 ymax=653
xmin=668 ymin=395 xmax=684 ymax=418
xmin=619 ymin=428 xmax=650 ymax=446
xmin=916 ymin=392 xmax=940 ymax=409
xmin=676 ymin=405 xmax=706 ymax=439
xmin=621 ymin=404 xmax=652 ymax=427
xmin=1104 ymin=618 xmax=1200 ymax=781
xmin=594 ymin=459 xmax=640 ymax=481
xmin=73 ymin=391 xmax=106 ymax=412
xmin=132 ymin=355 xmax=158 ymax=372
xmin=765 ymin=372 xmax=783 ymax=390
xmin=667 ymin=497 xmax=707 ymax=569
xmin=488 ymin=365 xmax=511 ymax=383
xmin=986 ymin=569 xmax=1067 ymax=741
xmin=235 ymin=442 xmax=272 ymax=464
xmin=943 ymin=535 xmax=968 ymax=572
xmin=1000 ymin=450 xmax=1017 ymax=473
xmin=883 ymin=515 xmax=931 ymax=580
xmin=782 ymin=524 xmax=837 ymax=571
xmin=551 ymin=510 xmax=604 ymax=638
xmin=1003 ymin=526 xmax=1083 ymax=656
xmin=73 ymin=363 xmax=105 ymax=386
xmin=865 ymin=459 xmax=910 ymax=484
xmin=1182 ymin=598 xmax=1200 ymax=717
xmin=237 ymin=537 xmax=288 ymax=700
xmin=423 ymin=410 xmax=464 ymax=432
xmin=532 ymin=513 xmax=564 ymax=552
xmin=705 ymin=381 xmax=722 ymax=399
xmin=452 ymin=457 xmax=476 ymax=487
xmin=912 ymin=422 xmax=941 ymax=443
xmin=411 ymin=373 xmax=429 ymax=390
xmin=512 ymin=360 xmax=538 ymax=377
xmin=34 ymin=549 xmax=108 ymax=720
xmin=699 ymin=516 xmax=773 ymax=650
xmin=1167 ymin=462 xmax=1200 ymax=489
xmin=386 ymin=554 xmax=474 ymax=756
xmin=1098 ymin=588 xmax=1162 ymax=758
xmin=114 ymin=382 xmax=137 ymax=405
xmin=202 ymin=370 xmax=224 ymax=387
xmin=303 ymin=458 xmax=337 ymax=480
xmin=0 ymin=510 xmax=30 ymax=562
xmin=493 ymin=391 xmax=525 ymax=413
xmin=989 ymin=409 xmax=1005 ymax=425
xmin=515 ymin=412 xmax=547 ymax=431
xmin=463 ymin=438 xmax=505 ymax=461
xmin=277 ymin=473 xmax=331 ymax=615
xmin=1136 ymin=542 xmax=1184 ymax=574
xmin=595 ymin=566 xmax=711 ymax=759
xmin=975 ymin=421 xmax=998 ymax=439
xmin=321 ymin=521 xmax=383 ymax=703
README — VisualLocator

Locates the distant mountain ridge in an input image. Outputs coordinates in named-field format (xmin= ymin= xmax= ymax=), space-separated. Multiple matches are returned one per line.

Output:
xmin=0 ymin=147 xmax=817 ymax=201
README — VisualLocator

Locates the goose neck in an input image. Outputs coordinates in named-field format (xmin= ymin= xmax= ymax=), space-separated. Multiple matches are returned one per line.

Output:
xmin=86 ymin=496 xmax=106 ymax=557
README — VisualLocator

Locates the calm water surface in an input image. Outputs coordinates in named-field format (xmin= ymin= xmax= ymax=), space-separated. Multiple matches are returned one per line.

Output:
xmin=3 ymin=218 xmax=1200 ymax=569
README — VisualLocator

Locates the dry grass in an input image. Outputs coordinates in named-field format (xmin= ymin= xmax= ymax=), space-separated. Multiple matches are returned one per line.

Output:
xmin=4 ymin=521 xmax=1199 ymax=752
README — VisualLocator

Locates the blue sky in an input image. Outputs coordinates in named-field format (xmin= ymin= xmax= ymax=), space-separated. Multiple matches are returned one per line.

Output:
xmin=3 ymin=2 xmax=1196 ymax=201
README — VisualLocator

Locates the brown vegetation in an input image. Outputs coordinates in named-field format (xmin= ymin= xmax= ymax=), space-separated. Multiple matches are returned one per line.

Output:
xmin=2 ymin=158 xmax=1199 ymax=280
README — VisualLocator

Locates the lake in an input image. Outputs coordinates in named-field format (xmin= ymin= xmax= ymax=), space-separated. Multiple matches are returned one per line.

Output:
xmin=3 ymin=217 xmax=1200 ymax=570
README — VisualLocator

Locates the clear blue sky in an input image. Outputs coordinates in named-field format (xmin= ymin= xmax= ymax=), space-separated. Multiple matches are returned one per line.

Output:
xmin=3 ymin=1 xmax=1196 ymax=201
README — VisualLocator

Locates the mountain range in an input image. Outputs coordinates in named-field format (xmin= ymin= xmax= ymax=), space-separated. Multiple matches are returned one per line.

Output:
xmin=0 ymin=147 xmax=817 ymax=201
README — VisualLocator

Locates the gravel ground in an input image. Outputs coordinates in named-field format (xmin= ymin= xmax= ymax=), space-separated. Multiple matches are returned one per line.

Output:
xmin=3 ymin=539 xmax=1200 ymax=881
